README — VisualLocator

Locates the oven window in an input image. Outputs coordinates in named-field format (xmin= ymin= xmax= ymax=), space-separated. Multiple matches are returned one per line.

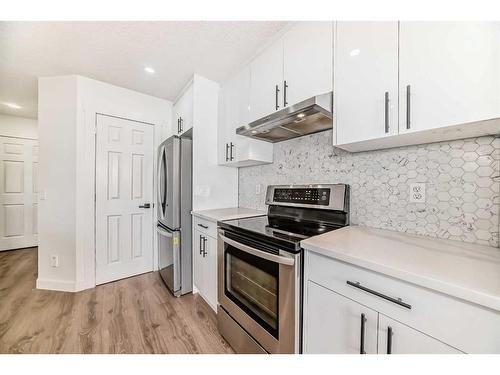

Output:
xmin=225 ymin=245 xmax=279 ymax=339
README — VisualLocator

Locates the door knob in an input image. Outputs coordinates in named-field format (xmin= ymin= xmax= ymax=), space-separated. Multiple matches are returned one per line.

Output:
xmin=139 ymin=203 xmax=151 ymax=209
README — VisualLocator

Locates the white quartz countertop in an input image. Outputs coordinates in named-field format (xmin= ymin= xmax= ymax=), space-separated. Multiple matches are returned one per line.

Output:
xmin=301 ymin=226 xmax=500 ymax=312
xmin=191 ymin=207 xmax=266 ymax=222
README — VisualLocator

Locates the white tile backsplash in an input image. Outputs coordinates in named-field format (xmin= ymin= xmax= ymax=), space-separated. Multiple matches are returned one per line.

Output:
xmin=238 ymin=130 xmax=500 ymax=247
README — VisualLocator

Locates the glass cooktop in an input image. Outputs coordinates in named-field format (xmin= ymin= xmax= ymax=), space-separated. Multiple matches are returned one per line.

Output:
xmin=218 ymin=215 xmax=342 ymax=253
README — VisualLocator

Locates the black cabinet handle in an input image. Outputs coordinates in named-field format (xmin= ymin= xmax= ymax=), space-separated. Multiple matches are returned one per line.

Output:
xmin=347 ymin=281 xmax=412 ymax=310
xmin=384 ymin=91 xmax=389 ymax=133
xmin=197 ymin=223 xmax=208 ymax=229
xmin=177 ymin=118 xmax=180 ymax=133
xmin=387 ymin=326 xmax=393 ymax=354
xmin=275 ymin=85 xmax=280 ymax=110
xmin=230 ymin=142 xmax=234 ymax=161
xmin=199 ymin=235 xmax=203 ymax=255
xmin=225 ymin=143 xmax=230 ymax=162
xmin=202 ymin=237 xmax=208 ymax=257
xmin=179 ymin=117 xmax=183 ymax=133
xmin=283 ymin=80 xmax=288 ymax=107
xmin=406 ymin=85 xmax=411 ymax=129
xmin=360 ymin=313 xmax=367 ymax=354
xmin=139 ymin=203 xmax=151 ymax=209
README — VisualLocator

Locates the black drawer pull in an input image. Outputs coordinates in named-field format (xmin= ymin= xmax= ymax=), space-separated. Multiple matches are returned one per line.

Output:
xmin=197 ymin=223 xmax=209 ymax=229
xmin=360 ymin=313 xmax=366 ymax=354
xmin=387 ymin=326 xmax=393 ymax=354
xmin=346 ymin=281 xmax=412 ymax=310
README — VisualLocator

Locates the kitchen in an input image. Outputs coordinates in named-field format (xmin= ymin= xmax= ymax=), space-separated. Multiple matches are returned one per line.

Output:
xmin=0 ymin=3 xmax=499 ymax=371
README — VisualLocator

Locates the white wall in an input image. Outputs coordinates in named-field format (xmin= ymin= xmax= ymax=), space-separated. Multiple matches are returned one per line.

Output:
xmin=37 ymin=75 xmax=172 ymax=292
xmin=0 ymin=114 xmax=38 ymax=139
xmin=37 ymin=76 xmax=78 ymax=290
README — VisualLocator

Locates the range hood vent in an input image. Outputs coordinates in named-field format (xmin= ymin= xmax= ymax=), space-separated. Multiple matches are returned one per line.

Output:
xmin=236 ymin=92 xmax=333 ymax=143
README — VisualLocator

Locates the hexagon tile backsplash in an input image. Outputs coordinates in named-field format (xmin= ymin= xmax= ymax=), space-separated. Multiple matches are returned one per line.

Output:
xmin=238 ymin=130 xmax=500 ymax=247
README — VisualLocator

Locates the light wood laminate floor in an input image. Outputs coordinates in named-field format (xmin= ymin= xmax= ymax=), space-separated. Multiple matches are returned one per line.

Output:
xmin=0 ymin=248 xmax=234 ymax=354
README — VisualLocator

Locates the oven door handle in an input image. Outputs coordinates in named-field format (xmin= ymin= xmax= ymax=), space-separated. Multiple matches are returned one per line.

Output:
xmin=219 ymin=234 xmax=295 ymax=266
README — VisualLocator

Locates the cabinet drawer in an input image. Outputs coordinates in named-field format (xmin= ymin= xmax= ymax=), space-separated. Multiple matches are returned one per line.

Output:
xmin=193 ymin=216 xmax=217 ymax=238
xmin=306 ymin=251 xmax=500 ymax=353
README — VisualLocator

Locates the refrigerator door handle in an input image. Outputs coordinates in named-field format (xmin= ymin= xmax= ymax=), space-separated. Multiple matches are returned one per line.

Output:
xmin=156 ymin=225 xmax=173 ymax=237
xmin=157 ymin=145 xmax=165 ymax=220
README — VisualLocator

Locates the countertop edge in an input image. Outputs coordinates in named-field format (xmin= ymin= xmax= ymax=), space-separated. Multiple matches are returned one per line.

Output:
xmin=302 ymin=241 xmax=500 ymax=313
xmin=191 ymin=208 xmax=266 ymax=223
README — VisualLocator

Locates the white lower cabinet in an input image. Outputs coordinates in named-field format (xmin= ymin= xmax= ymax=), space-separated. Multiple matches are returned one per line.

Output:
xmin=304 ymin=281 xmax=378 ymax=354
xmin=377 ymin=315 xmax=462 ymax=354
xmin=193 ymin=227 xmax=217 ymax=311
xmin=304 ymin=281 xmax=461 ymax=354
xmin=303 ymin=252 xmax=500 ymax=354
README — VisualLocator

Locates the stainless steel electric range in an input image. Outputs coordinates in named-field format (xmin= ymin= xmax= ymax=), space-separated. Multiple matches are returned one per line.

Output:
xmin=217 ymin=184 xmax=350 ymax=354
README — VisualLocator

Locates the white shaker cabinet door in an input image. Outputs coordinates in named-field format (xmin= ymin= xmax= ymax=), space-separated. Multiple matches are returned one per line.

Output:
xmin=399 ymin=22 xmax=500 ymax=133
xmin=378 ymin=314 xmax=463 ymax=354
xmin=204 ymin=234 xmax=218 ymax=311
xmin=304 ymin=281 xmax=378 ymax=354
xmin=249 ymin=38 xmax=284 ymax=122
xmin=283 ymin=21 xmax=333 ymax=107
xmin=335 ymin=21 xmax=399 ymax=145
xmin=193 ymin=229 xmax=204 ymax=294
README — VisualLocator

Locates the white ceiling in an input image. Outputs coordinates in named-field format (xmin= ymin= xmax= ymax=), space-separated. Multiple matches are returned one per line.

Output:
xmin=0 ymin=21 xmax=288 ymax=119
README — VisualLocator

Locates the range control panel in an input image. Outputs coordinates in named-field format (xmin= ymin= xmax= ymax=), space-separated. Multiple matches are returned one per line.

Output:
xmin=273 ymin=188 xmax=330 ymax=206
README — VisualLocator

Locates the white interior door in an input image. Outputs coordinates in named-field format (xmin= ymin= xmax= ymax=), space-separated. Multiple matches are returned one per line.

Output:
xmin=0 ymin=136 xmax=38 ymax=251
xmin=96 ymin=115 xmax=154 ymax=285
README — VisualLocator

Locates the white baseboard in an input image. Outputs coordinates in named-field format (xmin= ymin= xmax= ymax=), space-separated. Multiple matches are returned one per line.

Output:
xmin=36 ymin=278 xmax=77 ymax=292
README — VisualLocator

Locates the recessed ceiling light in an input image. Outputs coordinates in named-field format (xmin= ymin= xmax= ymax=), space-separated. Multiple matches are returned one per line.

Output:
xmin=144 ymin=66 xmax=155 ymax=74
xmin=1 ymin=102 xmax=21 ymax=109
xmin=297 ymin=113 xmax=305 ymax=119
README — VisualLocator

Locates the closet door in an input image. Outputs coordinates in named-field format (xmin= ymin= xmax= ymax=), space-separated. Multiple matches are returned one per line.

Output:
xmin=0 ymin=136 xmax=38 ymax=251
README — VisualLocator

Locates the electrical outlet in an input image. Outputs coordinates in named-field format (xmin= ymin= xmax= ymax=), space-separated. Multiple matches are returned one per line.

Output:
xmin=410 ymin=183 xmax=426 ymax=203
xmin=255 ymin=184 xmax=261 ymax=195
xmin=50 ymin=255 xmax=59 ymax=268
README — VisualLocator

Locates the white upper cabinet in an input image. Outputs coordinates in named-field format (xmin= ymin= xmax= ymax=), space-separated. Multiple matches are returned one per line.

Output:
xmin=335 ymin=22 xmax=399 ymax=144
xmin=283 ymin=22 xmax=333 ymax=106
xmin=172 ymin=83 xmax=193 ymax=135
xmin=399 ymin=22 xmax=500 ymax=133
xmin=249 ymin=22 xmax=334 ymax=123
xmin=335 ymin=21 xmax=500 ymax=152
xmin=218 ymin=67 xmax=273 ymax=167
xmin=249 ymin=38 xmax=284 ymax=122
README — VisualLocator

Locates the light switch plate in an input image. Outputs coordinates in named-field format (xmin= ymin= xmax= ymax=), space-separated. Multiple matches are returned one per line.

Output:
xmin=410 ymin=183 xmax=426 ymax=203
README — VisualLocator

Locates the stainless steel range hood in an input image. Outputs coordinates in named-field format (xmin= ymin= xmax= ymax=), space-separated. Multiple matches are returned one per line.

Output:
xmin=236 ymin=92 xmax=333 ymax=143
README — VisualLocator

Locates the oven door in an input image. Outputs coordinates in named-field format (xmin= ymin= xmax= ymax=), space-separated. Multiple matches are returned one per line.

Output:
xmin=218 ymin=229 xmax=300 ymax=354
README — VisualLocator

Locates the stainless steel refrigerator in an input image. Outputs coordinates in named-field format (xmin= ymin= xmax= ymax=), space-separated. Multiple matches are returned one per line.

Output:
xmin=157 ymin=133 xmax=192 ymax=296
